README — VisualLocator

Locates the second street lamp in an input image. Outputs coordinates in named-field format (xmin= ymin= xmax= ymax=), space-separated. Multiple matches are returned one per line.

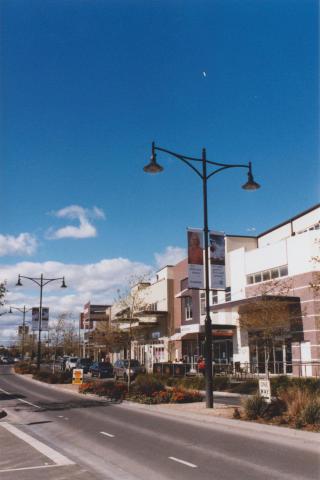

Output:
xmin=144 ymin=141 xmax=260 ymax=408
xmin=9 ymin=305 xmax=33 ymax=360
xmin=16 ymin=274 xmax=67 ymax=369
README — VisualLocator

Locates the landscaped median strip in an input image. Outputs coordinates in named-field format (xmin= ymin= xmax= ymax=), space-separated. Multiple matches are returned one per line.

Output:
xmin=168 ymin=456 xmax=197 ymax=468
xmin=0 ymin=422 xmax=75 ymax=471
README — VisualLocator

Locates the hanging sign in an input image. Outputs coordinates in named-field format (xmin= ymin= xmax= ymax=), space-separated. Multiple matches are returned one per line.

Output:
xmin=32 ymin=307 xmax=49 ymax=331
xmin=187 ymin=229 xmax=204 ymax=289
xmin=209 ymin=231 xmax=226 ymax=290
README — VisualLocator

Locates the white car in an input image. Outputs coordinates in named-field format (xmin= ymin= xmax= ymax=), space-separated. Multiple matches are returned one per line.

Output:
xmin=65 ymin=357 xmax=79 ymax=371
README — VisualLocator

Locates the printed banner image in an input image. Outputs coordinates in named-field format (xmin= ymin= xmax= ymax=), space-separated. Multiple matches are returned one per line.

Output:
xmin=209 ymin=232 xmax=226 ymax=290
xmin=32 ymin=307 xmax=49 ymax=331
xmin=187 ymin=229 xmax=204 ymax=289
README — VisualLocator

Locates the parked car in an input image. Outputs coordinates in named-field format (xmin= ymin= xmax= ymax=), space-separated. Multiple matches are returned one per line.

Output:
xmin=89 ymin=361 xmax=114 ymax=378
xmin=0 ymin=357 xmax=14 ymax=365
xmin=65 ymin=357 xmax=79 ymax=371
xmin=75 ymin=358 xmax=92 ymax=374
xmin=113 ymin=359 xmax=146 ymax=380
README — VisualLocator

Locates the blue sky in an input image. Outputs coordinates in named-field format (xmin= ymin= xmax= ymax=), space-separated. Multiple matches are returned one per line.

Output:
xmin=0 ymin=0 xmax=318 ymax=342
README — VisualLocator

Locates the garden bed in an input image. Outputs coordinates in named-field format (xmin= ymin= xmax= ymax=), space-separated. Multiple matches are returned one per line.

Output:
xmin=79 ymin=375 xmax=204 ymax=404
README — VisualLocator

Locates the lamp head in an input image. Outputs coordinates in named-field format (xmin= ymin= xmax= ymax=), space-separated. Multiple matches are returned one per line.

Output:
xmin=61 ymin=277 xmax=67 ymax=288
xmin=16 ymin=275 xmax=22 ymax=287
xmin=143 ymin=142 xmax=163 ymax=174
xmin=9 ymin=307 xmax=12 ymax=314
xmin=242 ymin=163 xmax=261 ymax=191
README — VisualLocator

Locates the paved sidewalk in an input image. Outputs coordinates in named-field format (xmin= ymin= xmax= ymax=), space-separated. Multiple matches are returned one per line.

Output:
xmin=0 ymin=421 xmax=100 ymax=480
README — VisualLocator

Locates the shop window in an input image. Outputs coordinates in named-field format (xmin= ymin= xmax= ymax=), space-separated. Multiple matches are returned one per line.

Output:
xmin=225 ymin=287 xmax=231 ymax=302
xmin=184 ymin=296 xmax=193 ymax=320
xmin=254 ymin=273 xmax=262 ymax=283
xmin=280 ymin=265 xmax=288 ymax=277
xmin=262 ymin=270 xmax=271 ymax=281
xmin=212 ymin=290 xmax=218 ymax=304
xmin=247 ymin=275 xmax=254 ymax=285
xmin=247 ymin=265 xmax=288 ymax=285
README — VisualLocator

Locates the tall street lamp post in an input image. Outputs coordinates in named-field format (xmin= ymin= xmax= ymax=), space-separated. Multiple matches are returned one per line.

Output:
xmin=9 ymin=305 xmax=32 ymax=360
xmin=144 ymin=142 xmax=260 ymax=408
xmin=16 ymin=274 xmax=67 ymax=370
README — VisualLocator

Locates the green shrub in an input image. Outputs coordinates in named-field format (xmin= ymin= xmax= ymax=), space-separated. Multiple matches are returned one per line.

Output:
xmin=271 ymin=376 xmax=320 ymax=396
xmin=180 ymin=376 xmax=205 ymax=390
xmin=243 ymin=394 xmax=267 ymax=420
xmin=79 ymin=381 xmax=126 ymax=400
xmin=262 ymin=398 xmax=286 ymax=420
xmin=271 ymin=376 xmax=291 ymax=396
xmin=300 ymin=400 xmax=320 ymax=425
xmin=133 ymin=374 xmax=165 ymax=396
xmin=14 ymin=361 xmax=36 ymax=375
xmin=213 ymin=376 xmax=230 ymax=391
xmin=32 ymin=370 xmax=72 ymax=384
xmin=165 ymin=377 xmax=181 ymax=387
xmin=291 ymin=377 xmax=320 ymax=394
xmin=229 ymin=379 xmax=258 ymax=395
xmin=278 ymin=386 xmax=314 ymax=419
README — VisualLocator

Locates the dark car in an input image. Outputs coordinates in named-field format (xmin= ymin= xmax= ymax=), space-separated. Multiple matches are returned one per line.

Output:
xmin=89 ymin=361 xmax=113 ymax=378
xmin=113 ymin=359 xmax=146 ymax=380
xmin=76 ymin=358 xmax=92 ymax=374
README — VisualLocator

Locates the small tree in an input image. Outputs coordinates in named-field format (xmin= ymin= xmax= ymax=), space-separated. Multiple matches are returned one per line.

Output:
xmin=49 ymin=313 xmax=68 ymax=372
xmin=239 ymin=280 xmax=297 ymax=378
xmin=114 ymin=276 xmax=149 ymax=392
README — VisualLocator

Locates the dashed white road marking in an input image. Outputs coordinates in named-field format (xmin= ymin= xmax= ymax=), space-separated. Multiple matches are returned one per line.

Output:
xmin=100 ymin=431 xmax=115 ymax=438
xmin=169 ymin=456 xmax=197 ymax=468
xmin=0 ymin=387 xmax=42 ymax=409
xmin=0 ymin=422 xmax=75 ymax=466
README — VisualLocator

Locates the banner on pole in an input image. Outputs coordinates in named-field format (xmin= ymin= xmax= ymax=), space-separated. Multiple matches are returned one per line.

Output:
xmin=209 ymin=231 xmax=226 ymax=290
xmin=187 ymin=229 xmax=204 ymax=289
xmin=32 ymin=307 xmax=49 ymax=331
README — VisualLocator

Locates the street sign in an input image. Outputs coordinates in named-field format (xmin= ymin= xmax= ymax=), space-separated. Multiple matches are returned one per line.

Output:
xmin=259 ymin=379 xmax=271 ymax=403
xmin=72 ymin=368 xmax=83 ymax=385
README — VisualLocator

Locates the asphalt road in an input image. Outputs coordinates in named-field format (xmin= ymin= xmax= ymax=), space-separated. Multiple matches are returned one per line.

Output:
xmin=0 ymin=365 xmax=319 ymax=480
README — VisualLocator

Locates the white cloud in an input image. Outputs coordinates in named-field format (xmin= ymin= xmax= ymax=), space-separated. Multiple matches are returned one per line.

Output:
xmin=0 ymin=233 xmax=37 ymax=257
xmin=47 ymin=205 xmax=105 ymax=240
xmin=0 ymin=257 xmax=153 ymax=344
xmin=154 ymin=246 xmax=186 ymax=269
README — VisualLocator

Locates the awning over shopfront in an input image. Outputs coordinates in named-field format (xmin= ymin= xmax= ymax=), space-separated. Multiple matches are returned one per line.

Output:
xmin=169 ymin=323 xmax=236 ymax=341
xmin=211 ymin=295 xmax=300 ymax=312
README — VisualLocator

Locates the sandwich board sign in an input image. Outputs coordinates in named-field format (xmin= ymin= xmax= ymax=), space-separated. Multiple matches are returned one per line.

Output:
xmin=259 ymin=379 xmax=271 ymax=403
xmin=72 ymin=369 xmax=83 ymax=385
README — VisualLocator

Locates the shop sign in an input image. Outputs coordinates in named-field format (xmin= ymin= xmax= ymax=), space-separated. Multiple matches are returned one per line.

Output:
xmin=259 ymin=379 xmax=271 ymax=403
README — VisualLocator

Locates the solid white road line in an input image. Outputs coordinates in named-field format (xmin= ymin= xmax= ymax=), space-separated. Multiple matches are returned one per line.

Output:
xmin=0 ymin=465 xmax=63 ymax=473
xmin=0 ymin=387 xmax=42 ymax=409
xmin=169 ymin=456 xmax=197 ymax=468
xmin=100 ymin=431 xmax=115 ymax=438
xmin=0 ymin=422 xmax=75 ymax=466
